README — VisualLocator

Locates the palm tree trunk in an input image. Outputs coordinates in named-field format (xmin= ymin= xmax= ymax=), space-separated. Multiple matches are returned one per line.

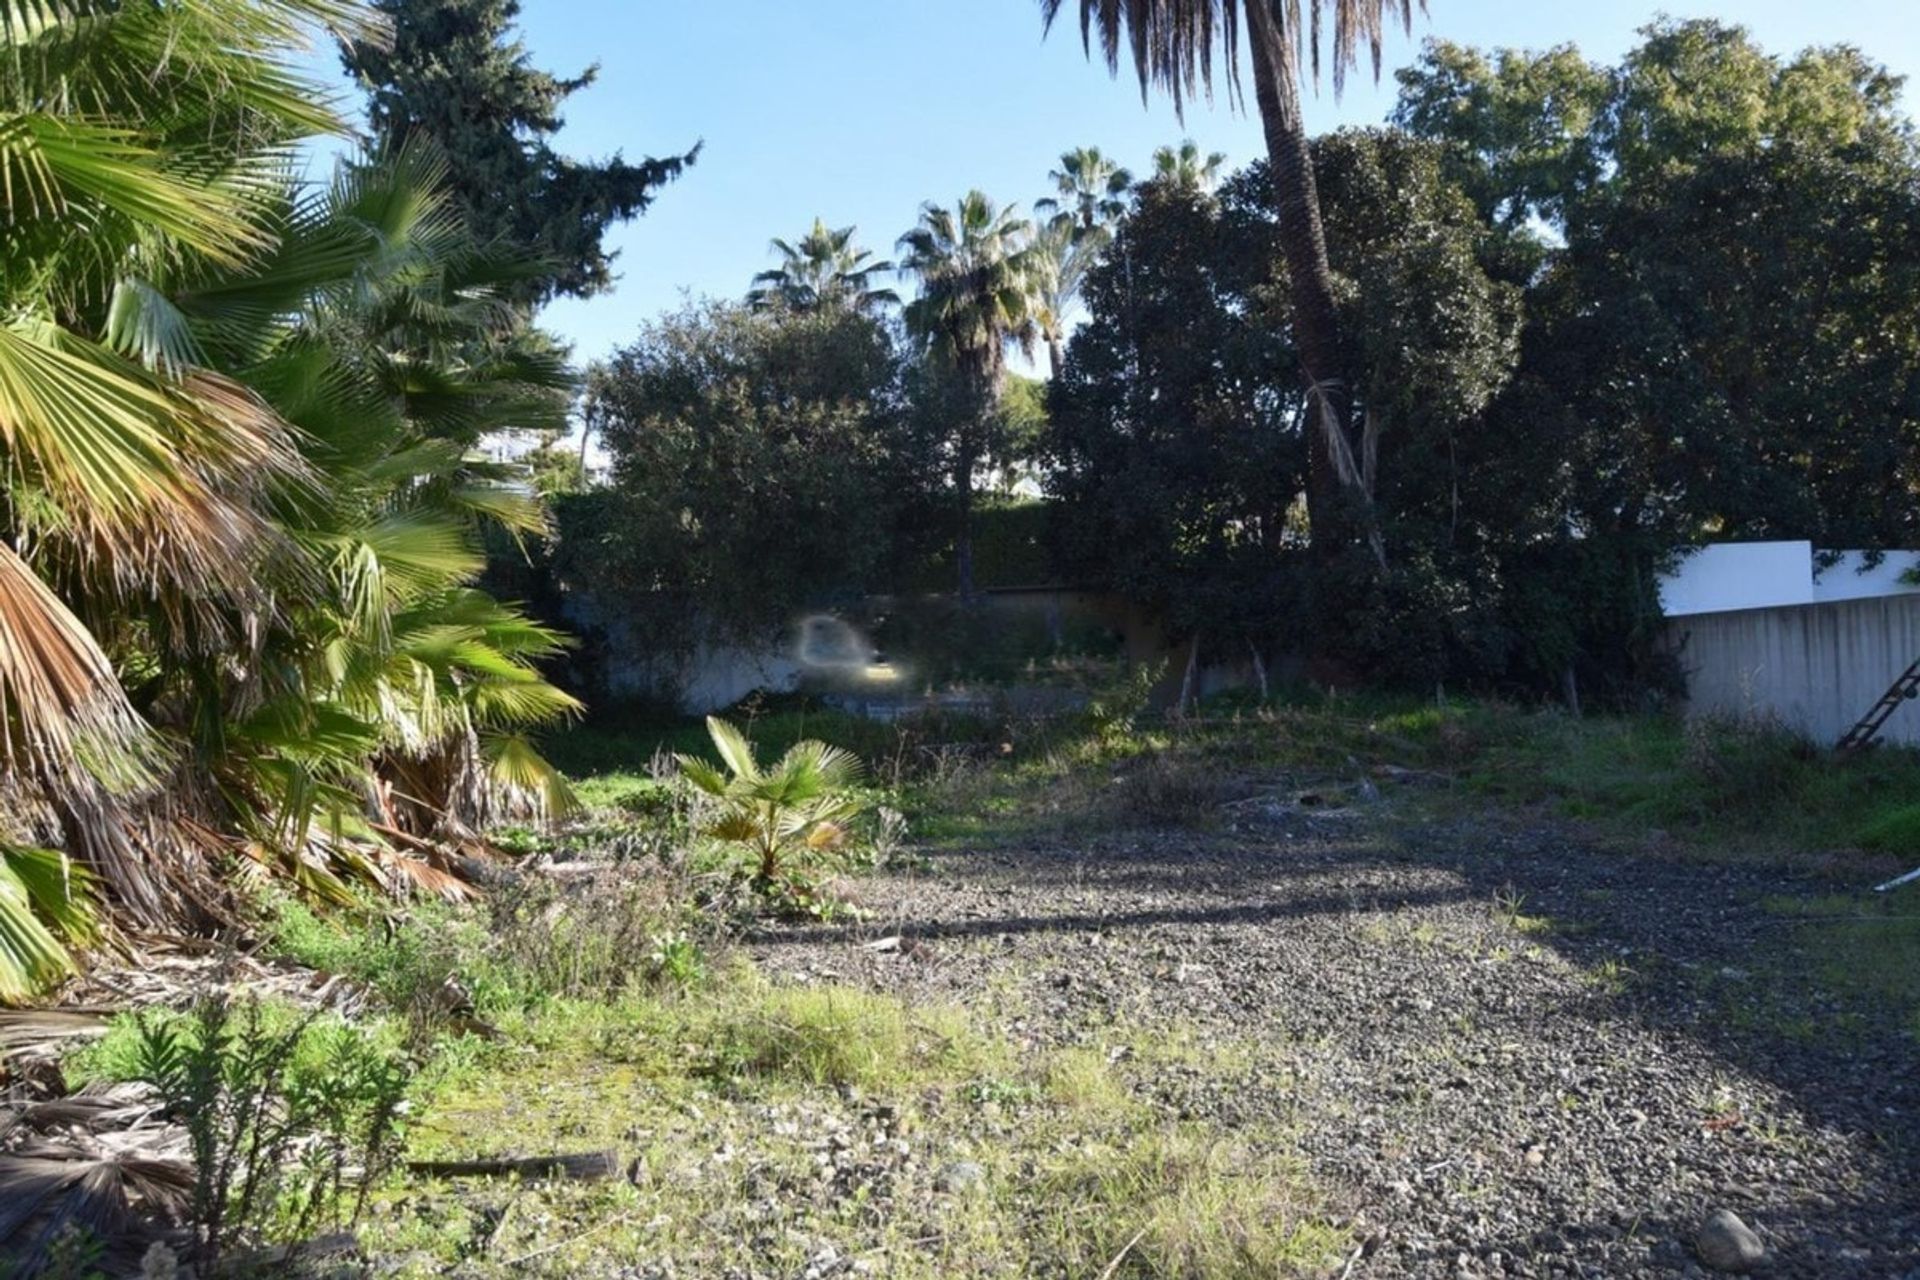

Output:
xmin=955 ymin=454 xmax=977 ymax=602
xmin=1246 ymin=5 xmax=1352 ymax=563
xmin=1046 ymin=334 xmax=1065 ymax=380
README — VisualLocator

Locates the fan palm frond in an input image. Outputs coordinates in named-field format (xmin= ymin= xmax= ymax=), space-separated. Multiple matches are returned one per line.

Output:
xmin=1038 ymin=0 xmax=1421 ymax=108
xmin=0 ymin=845 xmax=100 ymax=1002
xmin=748 ymin=218 xmax=898 ymax=314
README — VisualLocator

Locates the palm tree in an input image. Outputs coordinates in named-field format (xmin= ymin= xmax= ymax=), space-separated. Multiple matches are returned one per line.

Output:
xmin=187 ymin=146 xmax=584 ymax=891
xmin=1031 ymin=220 xmax=1095 ymax=379
xmin=676 ymin=716 xmax=863 ymax=892
xmin=1152 ymin=140 xmax=1230 ymax=193
xmin=748 ymin=219 xmax=899 ymax=313
xmin=0 ymin=0 xmax=586 ymax=989
xmin=897 ymin=192 xmax=1044 ymax=600
xmin=1040 ymin=0 xmax=1421 ymax=562
xmin=1036 ymin=146 xmax=1133 ymax=239
xmin=0 ymin=0 xmax=378 ymax=950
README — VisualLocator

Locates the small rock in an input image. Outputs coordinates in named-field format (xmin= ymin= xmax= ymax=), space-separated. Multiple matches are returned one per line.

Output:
xmin=935 ymin=1160 xmax=986 ymax=1193
xmin=139 ymin=1243 xmax=180 ymax=1280
xmin=1696 ymin=1209 xmax=1765 ymax=1273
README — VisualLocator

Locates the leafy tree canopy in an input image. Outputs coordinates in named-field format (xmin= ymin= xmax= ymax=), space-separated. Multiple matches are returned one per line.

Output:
xmin=568 ymin=303 xmax=928 ymax=656
xmin=342 ymin=0 xmax=697 ymax=306
xmin=1045 ymin=178 xmax=1301 ymax=647
xmin=1398 ymin=19 xmax=1920 ymax=553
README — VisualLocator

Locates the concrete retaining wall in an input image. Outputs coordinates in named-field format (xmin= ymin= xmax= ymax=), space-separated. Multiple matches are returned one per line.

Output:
xmin=1667 ymin=595 xmax=1920 ymax=746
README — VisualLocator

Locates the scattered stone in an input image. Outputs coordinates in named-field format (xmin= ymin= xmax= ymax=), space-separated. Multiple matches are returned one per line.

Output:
xmin=935 ymin=1160 xmax=986 ymax=1194
xmin=744 ymin=796 xmax=1920 ymax=1277
xmin=1695 ymin=1209 xmax=1765 ymax=1273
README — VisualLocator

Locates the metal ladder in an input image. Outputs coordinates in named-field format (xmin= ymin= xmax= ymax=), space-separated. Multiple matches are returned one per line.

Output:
xmin=1836 ymin=657 xmax=1920 ymax=752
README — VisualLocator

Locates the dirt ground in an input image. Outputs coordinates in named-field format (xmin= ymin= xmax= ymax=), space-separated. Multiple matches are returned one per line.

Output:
xmin=749 ymin=801 xmax=1920 ymax=1279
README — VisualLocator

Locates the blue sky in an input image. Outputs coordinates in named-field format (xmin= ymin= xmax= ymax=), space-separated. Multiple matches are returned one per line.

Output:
xmin=314 ymin=1 xmax=1920 ymax=366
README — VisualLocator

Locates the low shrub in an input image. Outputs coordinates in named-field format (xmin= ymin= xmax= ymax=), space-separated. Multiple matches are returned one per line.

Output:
xmin=1680 ymin=712 xmax=1815 ymax=815
xmin=487 ymin=873 xmax=694 ymax=1000
xmin=93 ymin=995 xmax=412 ymax=1270
xmin=693 ymin=982 xmax=1005 ymax=1090
xmin=1114 ymin=751 xmax=1226 ymax=828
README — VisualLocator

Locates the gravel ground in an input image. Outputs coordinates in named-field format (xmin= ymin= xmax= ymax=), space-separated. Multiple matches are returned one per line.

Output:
xmin=748 ymin=800 xmax=1920 ymax=1279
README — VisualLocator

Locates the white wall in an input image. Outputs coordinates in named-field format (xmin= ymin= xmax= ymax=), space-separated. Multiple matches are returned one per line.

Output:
xmin=1669 ymin=596 xmax=1920 ymax=746
xmin=1659 ymin=542 xmax=1815 ymax=617
xmin=1812 ymin=551 xmax=1920 ymax=605
xmin=1661 ymin=542 xmax=1920 ymax=617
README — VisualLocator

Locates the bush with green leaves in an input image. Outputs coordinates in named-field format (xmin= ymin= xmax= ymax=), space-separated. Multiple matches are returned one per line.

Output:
xmin=128 ymin=995 xmax=411 ymax=1269
xmin=676 ymin=716 xmax=866 ymax=909
xmin=1085 ymin=662 xmax=1166 ymax=746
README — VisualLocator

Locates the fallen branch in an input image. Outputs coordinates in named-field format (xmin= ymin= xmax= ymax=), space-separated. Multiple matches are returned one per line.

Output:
xmin=228 ymin=1232 xmax=360 ymax=1271
xmin=405 ymin=1150 xmax=623 ymax=1182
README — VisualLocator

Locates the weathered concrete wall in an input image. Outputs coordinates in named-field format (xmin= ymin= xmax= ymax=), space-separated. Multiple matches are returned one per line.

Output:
xmin=561 ymin=584 xmax=1282 ymax=716
xmin=1666 ymin=595 xmax=1920 ymax=746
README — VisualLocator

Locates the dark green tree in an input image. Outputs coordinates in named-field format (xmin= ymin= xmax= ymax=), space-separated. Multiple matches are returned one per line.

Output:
xmin=1393 ymin=19 xmax=1920 ymax=697
xmin=565 ymin=302 xmax=925 ymax=664
xmin=1398 ymin=19 xmax=1920 ymax=552
xmin=1045 ymin=178 xmax=1304 ymax=664
xmin=1050 ymin=132 xmax=1526 ymax=689
xmin=342 ymin=0 xmax=697 ymax=306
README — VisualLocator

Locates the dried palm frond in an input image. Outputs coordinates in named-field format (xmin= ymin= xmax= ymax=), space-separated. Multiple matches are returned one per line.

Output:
xmin=0 ymin=543 xmax=157 ymax=796
xmin=0 ymin=1082 xmax=193 ymax=1275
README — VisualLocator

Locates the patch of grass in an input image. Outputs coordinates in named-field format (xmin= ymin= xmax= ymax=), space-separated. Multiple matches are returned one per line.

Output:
xmin=1852 ymin=803 xmax=1920 ymax=855
xmin=546 ymin=685 xmax=1920 ymax=870
xmin=342 ymin=924 xmax=1339 ymax=1280
xmin=691 ymin=979 xmax=1013 ymax=1091
xmin=569 ymin=770 xmax=676 ymax=816
xmin=1031 ymin=1127 xmax=1346 ymax=1278
xmin=1491 ymin=885 xmax=1553 ymax=935
xmin=1763 ymin=889 xmax=1920 ymax=1040
xmin=1040 ymin=1045 xmax=1142 ymax=1119
xmin=1585 ymin=957 xmax=1635 ymax=996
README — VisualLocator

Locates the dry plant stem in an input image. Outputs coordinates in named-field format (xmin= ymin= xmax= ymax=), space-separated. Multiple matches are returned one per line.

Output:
xmin=502 ymin=1210 xmax=637 ymax=1267
xmin=1097 ymin=1225 xmax=1150 ymax=1280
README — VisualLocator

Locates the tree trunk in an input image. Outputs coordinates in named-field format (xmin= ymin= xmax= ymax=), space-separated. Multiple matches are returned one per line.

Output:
xmin=1176 ymin=633 xmax=1202 ymax=716
xmin=1047 ymin=334 xmax=1065 ymax=381
xmin=1245 ymin=6 xmax=1352 ymax=562
xmin=955 ymin=354 xmax=999 ymax=604
xmin=955 ymin=447 xmax=977 ymax=603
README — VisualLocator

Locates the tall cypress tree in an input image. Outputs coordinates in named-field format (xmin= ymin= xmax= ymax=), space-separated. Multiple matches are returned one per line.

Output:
xmin=342 ymin=0 xmax=696 ymax=307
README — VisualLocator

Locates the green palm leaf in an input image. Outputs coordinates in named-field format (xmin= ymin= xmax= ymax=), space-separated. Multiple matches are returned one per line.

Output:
xmin=674 ymin=755 xmax=729 ymax=797
xmin=0 ymin=321 xmax=181 ymax=516
xmin=704 ymin=715 xmax=762 ymax=783
xmin=484 ymin=731 xmax=579 ymax=819
xmin=0 ymin=844 xmax=100 ymax=1003
xmin=0 ymin=114 xmax=267 ymax=265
